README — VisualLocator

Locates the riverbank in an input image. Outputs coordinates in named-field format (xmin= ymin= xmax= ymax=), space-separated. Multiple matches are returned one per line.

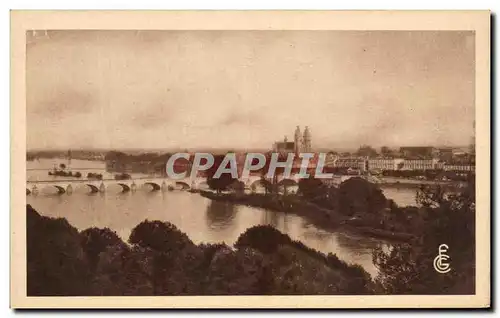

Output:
xmin=198 ymin=190 xmax=415 ymax=242
xmin=200 ymin=189 xmax=345 ymax=224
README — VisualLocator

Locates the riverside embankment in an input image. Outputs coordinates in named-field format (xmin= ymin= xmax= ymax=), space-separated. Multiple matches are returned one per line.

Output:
xmin=198 ymin=188 xmax=415 ymax=242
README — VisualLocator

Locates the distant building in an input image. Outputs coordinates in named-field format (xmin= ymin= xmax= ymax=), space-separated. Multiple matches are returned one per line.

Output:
xmin=402 ymin=159 xmax=439 ymax=171
xmin=367 ymin=158 xmax=405 ymax=171
xmin=333 ymin=156 xmax=368 ymax=172
xmin=437 ymin=147 xmax=454 ymax=163
xmin=273 ymin=136 xmax=295 ymax=154
xmin=273 ymin=126 xmax=313 ymax=155
xmin=399 ymin=146 xmax=437 ymax=159
xmin=435 ymin=161 xmax=445 ymax=170
xmin=324 ymin=152 xmax=338 ymax=167
xmin=443 ymin=164 xmax=475 ymax=172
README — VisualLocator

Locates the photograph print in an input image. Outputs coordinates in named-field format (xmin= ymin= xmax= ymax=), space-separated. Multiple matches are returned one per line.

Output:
xmin=11 ymin=11 xmax=491 ymax=309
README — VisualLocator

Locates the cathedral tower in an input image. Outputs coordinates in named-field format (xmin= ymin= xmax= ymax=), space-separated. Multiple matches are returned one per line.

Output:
xmin=303 ymin=126 xmax=312 ymax=152
xmin=294 ymin=126 xmax=303 ymax=154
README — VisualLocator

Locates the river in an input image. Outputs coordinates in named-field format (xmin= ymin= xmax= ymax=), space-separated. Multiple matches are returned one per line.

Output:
xmin=26 ymin=159 xmax=419 ymax=277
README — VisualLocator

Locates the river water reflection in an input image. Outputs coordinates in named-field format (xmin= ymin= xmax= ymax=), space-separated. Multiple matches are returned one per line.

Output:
xmin=26 ymin=159 xmax=419 ymax=277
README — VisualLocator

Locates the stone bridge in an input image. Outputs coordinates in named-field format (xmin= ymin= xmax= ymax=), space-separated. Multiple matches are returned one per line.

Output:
xmin=26 ymin=172 xmax=399 ymax=196
xmin=26 ymin=177 xmax=207 ymax=195
xmin=26 ymin=174 xmax=308 ymax=196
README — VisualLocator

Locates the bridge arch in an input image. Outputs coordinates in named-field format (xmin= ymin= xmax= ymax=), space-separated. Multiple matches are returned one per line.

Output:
xmin=54 ymin=185 xmax=66 ymax=194
xmin=249 ymin=179 xmax=272 ymax=191
xmin=144 ymin=182 xmax=161 ymax=191
xmin=86 ymin=184 xmax=100 ymax=193
xmin=117 ymin=183 xmax=131 ymax=192
xmin=175 ymin=181 xmax=190 ymax=190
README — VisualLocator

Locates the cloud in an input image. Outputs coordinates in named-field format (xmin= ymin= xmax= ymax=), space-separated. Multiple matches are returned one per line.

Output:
xmin=26 ymin=30 xmax=475 ymax=150
xmin=28 ymin=88 xmax=95 ymax=120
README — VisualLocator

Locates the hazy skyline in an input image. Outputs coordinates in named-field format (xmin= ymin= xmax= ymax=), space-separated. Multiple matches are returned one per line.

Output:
xmin=27 ymin=30 xmax=475 ymax=150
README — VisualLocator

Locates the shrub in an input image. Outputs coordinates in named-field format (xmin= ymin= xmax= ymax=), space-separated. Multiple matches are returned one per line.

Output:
xmin=235 ymin=225 xmax=292 ymax=253
xmin=129 ymin=220 xmax=194 ymax=253
xmin=27 ymin=205 xmax=91 ymax=296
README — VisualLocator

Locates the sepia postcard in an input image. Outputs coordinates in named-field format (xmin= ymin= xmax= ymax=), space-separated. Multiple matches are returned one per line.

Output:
xmin=11 ymin=10 xmax=490 ymax=309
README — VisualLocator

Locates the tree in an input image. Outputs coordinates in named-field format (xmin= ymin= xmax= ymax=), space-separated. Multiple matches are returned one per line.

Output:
xmin=235 ymin=225 xmax=293 ymax=254
xmin=380 ymin=146 xmax=392 ymax=157
xmin=128 ymin=220 xmax=197 ymax=295
xmin=260 ymin=152 xmax=290 ymax=194
xmin=207 ymin=173 xmax=235 ymax=194
xmin=373 ymin=177 xmax=475 ymax=294
xmin=337 ymin=177 xmax=387 ymax=216
xmin=252 ymin=177 xmax=273 ymax=195
xmin=278 ymin=179 xmax=297 ymax=195
xmin=27 ymin=205 xmax=91 ymax=295
xmin=59 ymin=163 xmax=66 ymax=170
xmin=205 ymin=154 xmax=237 ymax=194
xmin=298 ymin=176 xmax=328 ymax=200
xmin=356 ymin=145 xmax=378 ymax=158
xmin=228 ymin=180 xmax=245 ymax=194
xmin=105 ymin=151 xmax=127 ymax=161
xmin=80 ymin=227 xmax=125 ymax=272
xmin=129 ymin=220 xmax=194 ymax=253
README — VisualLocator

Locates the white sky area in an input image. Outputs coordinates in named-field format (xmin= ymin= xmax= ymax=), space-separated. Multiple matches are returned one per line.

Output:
xmin=26 ymin=30 xmax=475 ymax=151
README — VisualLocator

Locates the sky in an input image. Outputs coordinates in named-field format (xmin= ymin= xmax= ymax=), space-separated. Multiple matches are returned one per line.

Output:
xmin=26 ymin=30 xmax=475 ymax=151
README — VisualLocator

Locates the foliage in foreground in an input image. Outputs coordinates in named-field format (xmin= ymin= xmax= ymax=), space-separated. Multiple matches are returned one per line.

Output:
xmin=26 ymin=205 xmax=373 ymax=296
xmin=373 ymin=177 xmax=475 ymax=294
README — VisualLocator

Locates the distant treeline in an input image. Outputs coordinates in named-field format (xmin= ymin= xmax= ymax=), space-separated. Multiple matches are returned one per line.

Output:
xmin=49 ymin=170 xmax=82 ymax=178
xmin=104 ymin=151 xmax=173 ymax=174
xmin=27 ymin=150 xmax=105 ymax=161
xmin=105 ymin=151 xmax=172 ymax=163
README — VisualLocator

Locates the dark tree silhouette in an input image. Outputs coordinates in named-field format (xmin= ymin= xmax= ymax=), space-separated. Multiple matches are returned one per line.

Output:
xmin=337 ymin=177 xmax=387 ymax=216
xmin=356 ymin=145 xmax=378 ymax=158
xmin=129 ymin=220 xmax=194 ymax=253
xmin=27 ymin=204 xmax=377 ymax=296
xmin=80 ymin=227 xmax=125 ymax=272
xmin=380 ymin=146 xmax=392 ymax=157
xmin=373 ymin=177 xmax=475 ymax=294
xmin=205 ymin=154 xmax=237 ymax=194
xmin=298 ymin=176 xmax=328 ymax=200
xmin=27 ymin=205 xmax=91 ymax=296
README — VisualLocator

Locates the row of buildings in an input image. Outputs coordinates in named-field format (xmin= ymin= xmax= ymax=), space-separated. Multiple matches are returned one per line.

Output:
xmin=325 ymin=155 xmax=475 ymax=173
xmin=272 ymin=127 xmax=475 ymax=173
